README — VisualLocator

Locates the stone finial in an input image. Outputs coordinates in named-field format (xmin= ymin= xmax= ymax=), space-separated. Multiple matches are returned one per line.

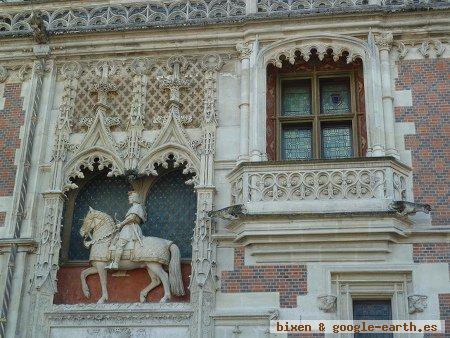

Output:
xmin=318 ymin=295 xmax=337 ymax=313
xmin=408 ymin=295 xmax=428 ymax=314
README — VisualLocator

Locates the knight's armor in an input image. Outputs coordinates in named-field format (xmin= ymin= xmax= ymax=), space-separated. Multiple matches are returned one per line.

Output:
xmin=106 ymin=200 xmax=146 ymax=270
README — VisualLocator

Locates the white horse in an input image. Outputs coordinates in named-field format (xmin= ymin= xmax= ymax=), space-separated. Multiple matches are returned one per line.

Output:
xmin=79 ymin=207 xmax=185 ymax=303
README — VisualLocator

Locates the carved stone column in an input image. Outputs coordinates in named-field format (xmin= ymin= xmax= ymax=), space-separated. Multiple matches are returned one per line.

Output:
xmin=367 ymin=32 xmax=386 ymax=157
xmin=236 ymin=42 xmax=252 ymax=163
xmin=0 ymin=46 xmax=50 ymax=338
xmin=190 ymin=55 xmax=222 ymax=338
xmin=375 ymin=32 xmax=399 ymax=158
xmin=28 ymin=61 xmax=82 ymax=338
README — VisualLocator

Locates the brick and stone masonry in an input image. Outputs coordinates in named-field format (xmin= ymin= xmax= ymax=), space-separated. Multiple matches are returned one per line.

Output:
xmin=395 ymin=59 xmax=450 ymax=226
xmin=0 ymin=83 xmax=24 ymax=227
xmin=221 ymin=247 xmax=307 ymax=308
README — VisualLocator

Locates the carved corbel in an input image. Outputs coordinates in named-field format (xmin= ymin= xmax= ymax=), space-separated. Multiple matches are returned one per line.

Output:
xmin=395 ymin=41 xmax=409 ymax=59
xmin=317 ymin=295 xmax=337 ymax=313
xmin=236 ymin=42 xmax=252 ymax=60
xmin=389 ymin=201 xmax=431 ymax=216
xmin=374 ymin=32 xmax=394 ymax=51
xmin=408 ymin=295 xmax=428 ymax=314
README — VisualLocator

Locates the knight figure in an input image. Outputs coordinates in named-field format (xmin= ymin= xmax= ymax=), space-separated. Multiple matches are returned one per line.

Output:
xmin=106 ymin=190 xmax=146 ymax=270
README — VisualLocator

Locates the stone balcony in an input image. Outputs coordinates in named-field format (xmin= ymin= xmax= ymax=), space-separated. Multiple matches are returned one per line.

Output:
xmin=0 ymin=0 xmax=448 ymax=37
xmin=222 ymin=157 xmax=416 ymax=262
xmin=228 ymin=157 xmax=412 ymax=215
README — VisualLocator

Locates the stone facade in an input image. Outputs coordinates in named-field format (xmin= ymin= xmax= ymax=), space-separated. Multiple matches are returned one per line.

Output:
xmin=0 ymin=1 xmax=449 ymax=338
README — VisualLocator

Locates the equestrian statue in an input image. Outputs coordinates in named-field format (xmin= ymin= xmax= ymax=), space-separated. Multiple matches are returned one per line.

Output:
xmin=79 ymin=191 xmax=185 ymax=303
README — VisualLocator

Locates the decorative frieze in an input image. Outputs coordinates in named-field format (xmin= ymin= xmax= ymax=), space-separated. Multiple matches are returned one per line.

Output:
xmin=394 ymin=39 xmax=447 ymax=59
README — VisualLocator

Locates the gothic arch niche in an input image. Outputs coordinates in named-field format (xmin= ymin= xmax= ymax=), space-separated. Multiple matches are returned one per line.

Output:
xmin=55 ymin=158 xmax=195 ymax=304
xmin=60 ymin=168 xmax=132 ymax=263
xmin=142 ymin=165 xmax=197 ymax=260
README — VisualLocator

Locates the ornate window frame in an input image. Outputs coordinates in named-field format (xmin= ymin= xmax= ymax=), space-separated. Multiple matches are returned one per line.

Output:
xmin=249 ymin=33 xmax=386 ymax=161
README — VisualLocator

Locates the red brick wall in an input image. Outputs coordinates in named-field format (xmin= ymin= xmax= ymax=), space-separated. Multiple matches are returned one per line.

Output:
xmin=54 ymin=262 xmax=191 ymax=304
xmin=221 ymin=247 xmax=307 ymax=308
xmin=439 ymin=294 xmax=450 ymax=336
xmin=413 ymin=243 xmax=450 ymax=263
xmin=0 ymin=83 xmax=24 ymax=197
xmin=395 ymin=59 xmax=450 ymax=225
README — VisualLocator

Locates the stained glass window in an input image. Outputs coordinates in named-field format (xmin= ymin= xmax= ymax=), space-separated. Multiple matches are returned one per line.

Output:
xmin=321 ymin=124 xmax=353 ymax=159
xmin=353 ymin=300 xmax=393 ymax=338
xmin=282 ymin=80 xmax=312 ymax=116
xmin=320 ymin=78 xmax=351 ymax=115
xmin=144 ymin=170 xmax=196 ymax=259
xmin=282 ymin=126 xmax=313 ymax=160
xmin=69 ymin=175 xmax=131 ymax=260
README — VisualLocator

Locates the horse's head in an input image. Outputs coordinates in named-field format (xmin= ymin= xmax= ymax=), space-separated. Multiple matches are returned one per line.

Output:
xmin=80 ymin=206 xmax=114 ymax=239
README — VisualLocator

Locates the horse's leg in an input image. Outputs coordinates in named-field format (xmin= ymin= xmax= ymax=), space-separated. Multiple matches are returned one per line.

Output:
xmin=139 ymin=266 xmax=161 ymax=303
xmin=80 ymin=265 xmax=98 ymax=298
xmin=94 ymin=261 xmax=109 ymax=303
xmin=148 ymin=263 xmax=171 ymax=303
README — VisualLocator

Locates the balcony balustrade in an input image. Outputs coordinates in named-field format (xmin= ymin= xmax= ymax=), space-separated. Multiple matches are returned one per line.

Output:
xmin=0 ymin=0 xmax=448 ymax=37
xmin=228 ymin=157 xmax=412 ymax=215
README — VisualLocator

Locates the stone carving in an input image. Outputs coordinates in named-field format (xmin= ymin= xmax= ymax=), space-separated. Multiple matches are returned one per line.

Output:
xmin=188 ymin=54 xmax=222 ymax=338
xmin=408 ymin=295 xmax=428 ymax=314
xmin=418 ymin=40 xmax=447 ymax=58
xmin=317 ymin=295 xmax=337 ymax=313
xmin=247 ymin=169 xmax=386 ymax=201
xmin=0 ymin=1 xmax=246 ymax=36
xmin=0 ymin=65 xmax=8 ymax=83
xmin=396 ymin=39 xmax=447 ymax=59
xmin=374 ymin=32 xmax=394 ymax=51
xmin=120 ymin=58 xmax=151 ymax=170
xmin=229 ymin=160 xmax=411 ymax=204
xmin=389 ymin=201 xmax=431 ymax=216
xmin=236 ymin=42 xmax=252 ymax=60
xmin=29 ymin=11 xmax=49 ymax=44
xmin=266 ymin=42 xmax=365 ymax=67
xmin=35 ymin=50 xmax=223 ymax=337
xmin=257 ymin=0 xmax=442 ymax=12
xmin=79 ymin=204 xmax=185 ymax=303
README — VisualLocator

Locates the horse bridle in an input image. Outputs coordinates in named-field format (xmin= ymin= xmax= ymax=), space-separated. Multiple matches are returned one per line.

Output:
xmin=83 ymin=214 xmax=117 ymax=247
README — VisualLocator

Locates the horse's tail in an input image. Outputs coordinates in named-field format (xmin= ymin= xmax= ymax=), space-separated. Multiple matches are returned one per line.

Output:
xmin=168 ymin=243 xmax=185 ymax=296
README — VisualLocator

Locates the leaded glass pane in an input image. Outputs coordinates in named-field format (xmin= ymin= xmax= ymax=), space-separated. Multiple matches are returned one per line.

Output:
xmin=282 ymin=80 xmax=312 ymax=116
xmin=321 ymin=125 xmax=353 ymax=159
xmin=282 ymin=126 xmax=313 ymax=160
xmin=320 ymin=78 xmax=351 ymax=115
xmin=353 ymin=300 xmax=393 ymax=338
xmin=145 ymin=170 xmax=196 ymax=259
xmin=69 ymin=176 xmax=131 ymax=260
